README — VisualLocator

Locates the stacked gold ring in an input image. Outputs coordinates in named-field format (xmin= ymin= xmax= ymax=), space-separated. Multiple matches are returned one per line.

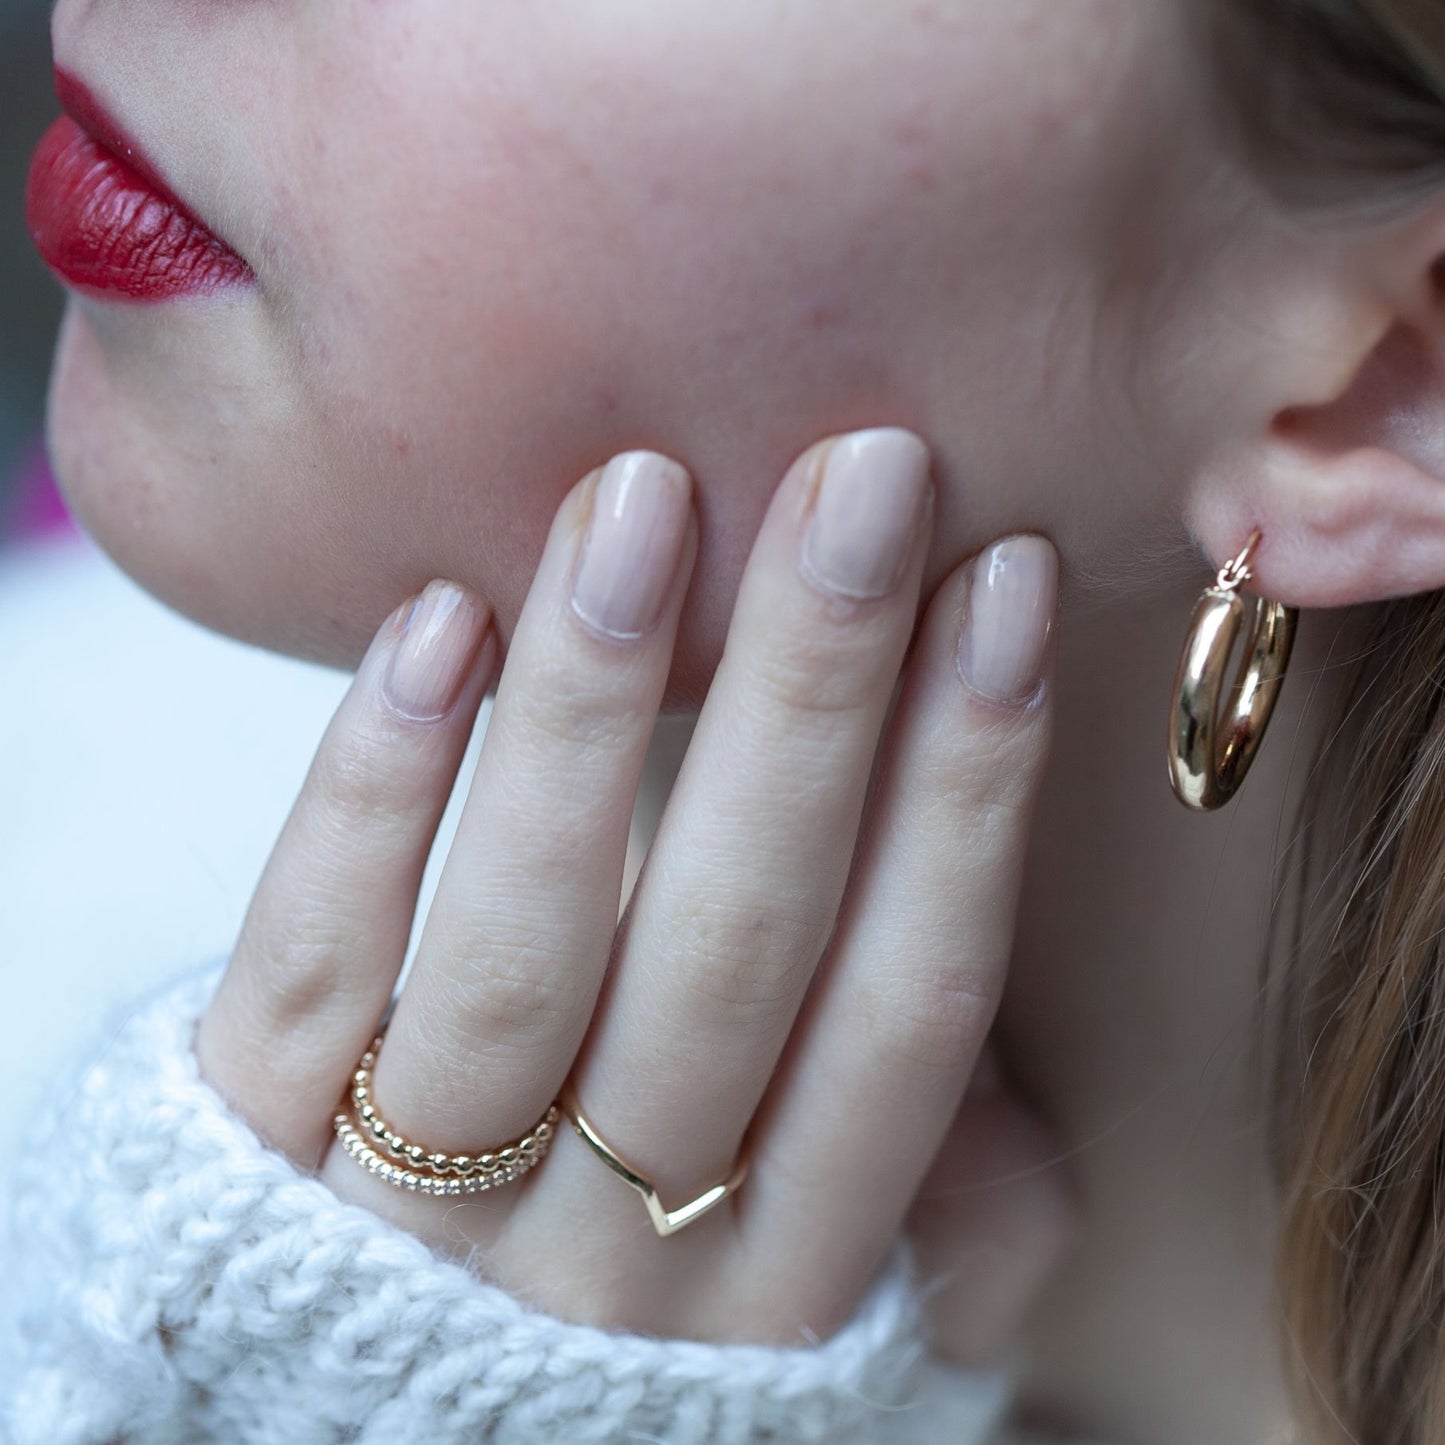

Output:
xmin=332 ymin=1034 xmax=561 ymax=1196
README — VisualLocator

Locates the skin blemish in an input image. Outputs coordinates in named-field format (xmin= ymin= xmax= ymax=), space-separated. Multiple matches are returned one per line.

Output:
xmin=887 ymin=102 xmax=940 ymax=192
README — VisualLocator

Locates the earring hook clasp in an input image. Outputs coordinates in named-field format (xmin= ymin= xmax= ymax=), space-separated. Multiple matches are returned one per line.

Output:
xmin=1214 ymin=527 xmax=1263 ymax=593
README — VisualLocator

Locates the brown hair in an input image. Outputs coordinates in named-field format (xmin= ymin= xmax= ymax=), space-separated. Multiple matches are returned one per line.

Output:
xmin=1211 ymin=3 xmax=1445 ymax=1440
xmin=1269 ymin=592 xmax=1445 ymax=1444
xmin=1213 ymin=0 xmax=1445 ymax=207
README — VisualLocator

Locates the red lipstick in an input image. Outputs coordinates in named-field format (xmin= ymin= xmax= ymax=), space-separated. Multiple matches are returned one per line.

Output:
xmin=25 ymin=67 xmax=253 ymax=301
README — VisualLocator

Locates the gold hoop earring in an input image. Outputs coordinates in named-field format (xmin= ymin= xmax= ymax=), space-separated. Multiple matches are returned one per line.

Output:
xmin=1167 ymin=528 xmax=1299 ymax=811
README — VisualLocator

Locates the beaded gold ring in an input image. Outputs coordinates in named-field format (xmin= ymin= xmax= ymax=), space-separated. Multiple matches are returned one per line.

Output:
xmin=332 ymin=1034 xmax=560 ymax=1197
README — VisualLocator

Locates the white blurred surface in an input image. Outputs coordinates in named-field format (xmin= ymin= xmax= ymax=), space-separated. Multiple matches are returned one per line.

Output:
xmin=0 ymin=532 xmax=495 ymax=1191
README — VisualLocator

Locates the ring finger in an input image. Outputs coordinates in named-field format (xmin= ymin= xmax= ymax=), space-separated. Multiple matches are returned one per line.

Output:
xmin=364 ymin=451 xmax=698 ymax=1175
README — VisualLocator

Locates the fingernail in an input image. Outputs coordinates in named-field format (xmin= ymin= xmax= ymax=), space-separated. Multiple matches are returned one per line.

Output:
xmin=382 ymin=580 xmax=489 ymax=721
xmin=799 ymin=428 xmax=932 ymax=600
xmin=957 ymin=536 xmax=1058 ymax=704
xmin=570 ymin=451 xmax=693 ymax=640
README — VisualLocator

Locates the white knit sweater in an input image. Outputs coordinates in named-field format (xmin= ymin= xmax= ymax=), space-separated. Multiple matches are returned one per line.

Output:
xmin=0 ymin=542 xmax=1115 ymax=1443
xmin=0 ymin=961 xmax=1071 ymax=1445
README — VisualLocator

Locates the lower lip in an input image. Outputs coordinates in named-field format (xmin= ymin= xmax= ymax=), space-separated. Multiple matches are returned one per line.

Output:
xmin=25 ymin=113 xmax=254 ymax=301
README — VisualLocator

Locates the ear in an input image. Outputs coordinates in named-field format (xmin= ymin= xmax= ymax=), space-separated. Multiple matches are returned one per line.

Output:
xmin=1183 ymin=204 xmax=1445 ymax=608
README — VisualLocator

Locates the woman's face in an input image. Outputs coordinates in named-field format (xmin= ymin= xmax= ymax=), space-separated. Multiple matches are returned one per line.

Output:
xmin=41 ymin=0 xmax=1292 ymax=707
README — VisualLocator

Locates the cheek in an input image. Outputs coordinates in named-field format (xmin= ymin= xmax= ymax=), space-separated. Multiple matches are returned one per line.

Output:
xmin=48 ymin=0 xmax=1170 ymax=706
xmin=246 ymin=10 xmax=933 ymax=679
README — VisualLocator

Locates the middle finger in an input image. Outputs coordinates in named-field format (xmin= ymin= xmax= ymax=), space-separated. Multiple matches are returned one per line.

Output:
xmin=558 ymin=427 xmax=934 ymax=1206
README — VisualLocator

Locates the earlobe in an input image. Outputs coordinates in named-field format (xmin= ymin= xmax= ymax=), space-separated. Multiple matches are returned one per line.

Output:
xmin=1185 ymin=314 xmax=1445 ymax=609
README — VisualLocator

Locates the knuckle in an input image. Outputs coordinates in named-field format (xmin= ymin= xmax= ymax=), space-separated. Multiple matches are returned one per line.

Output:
xmin=928 ymin=715 xmax=1050 ymax=825
xmin=441 ymin=932 xmax=581 ymax=1043
xmin=860 ymin=967 xmax=995 ymax=1076
xmin=230 ymin=910 xmax=356 ymax=1033
xmin=668 ymin=897 xmax=833 ymax=1030
xmin=308 ymin=723 xmax=416 ymax=824
xmin=967 ymin=794 xmax=1033 ymax=863
xmin=741 ymin=619 xmax=905 ymax=722
xmin=506 ymin=653 xmax=650 ymax=755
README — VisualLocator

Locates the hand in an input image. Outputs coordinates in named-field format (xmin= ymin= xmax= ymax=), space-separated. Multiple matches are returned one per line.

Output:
xmin=194 ymin=426 xmax=1074 ymax=1352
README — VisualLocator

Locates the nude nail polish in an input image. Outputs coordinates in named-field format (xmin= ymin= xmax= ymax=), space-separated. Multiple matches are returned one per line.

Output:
xmin=570 ymin=452 xmax=693 ymax=640
xmin=799 ymin=429 xmax=932 ymax=600
xmin=957 ymin=536 xmax=1058 ymax=704
xmin=382 ymin=580 xmax=488 ymax=721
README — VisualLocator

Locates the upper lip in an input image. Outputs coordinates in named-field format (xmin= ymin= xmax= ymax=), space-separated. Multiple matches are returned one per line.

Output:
xmin=53 ymin=64 xmax=225 ymax=232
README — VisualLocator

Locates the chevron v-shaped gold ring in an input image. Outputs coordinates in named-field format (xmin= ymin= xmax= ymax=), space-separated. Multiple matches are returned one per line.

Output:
xmin=559 ymin=1086 xmax=750 ymax=1237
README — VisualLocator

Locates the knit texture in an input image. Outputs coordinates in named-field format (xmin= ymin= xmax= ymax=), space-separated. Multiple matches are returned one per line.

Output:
xmin=0 ymin=962 xmax=1023 ymax=1444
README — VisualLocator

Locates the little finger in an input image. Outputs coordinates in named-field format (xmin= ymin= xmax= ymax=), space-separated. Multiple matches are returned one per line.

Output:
xmin=196 ymin=580 xmax=497 ymax=1165
xmin=742 ymin=535 xmax=1060 ymax=1313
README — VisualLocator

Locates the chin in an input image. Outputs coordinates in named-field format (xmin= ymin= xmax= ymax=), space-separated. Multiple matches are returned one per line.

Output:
xmin=45 ymin=305 xmax=217 ymax=623
xmin=43 ymin=303 xmax=335 ymax=670
xmin=44 ymin=296 xmax=735 ymax=711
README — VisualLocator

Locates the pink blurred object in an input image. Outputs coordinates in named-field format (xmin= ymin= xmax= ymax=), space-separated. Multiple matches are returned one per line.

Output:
xmin=3 ymin=436 xmax=79 ymax=547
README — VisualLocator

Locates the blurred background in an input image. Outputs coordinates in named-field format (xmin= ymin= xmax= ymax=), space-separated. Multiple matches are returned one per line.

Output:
xmin=2 ymin=0 xmax=66 ymax=541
